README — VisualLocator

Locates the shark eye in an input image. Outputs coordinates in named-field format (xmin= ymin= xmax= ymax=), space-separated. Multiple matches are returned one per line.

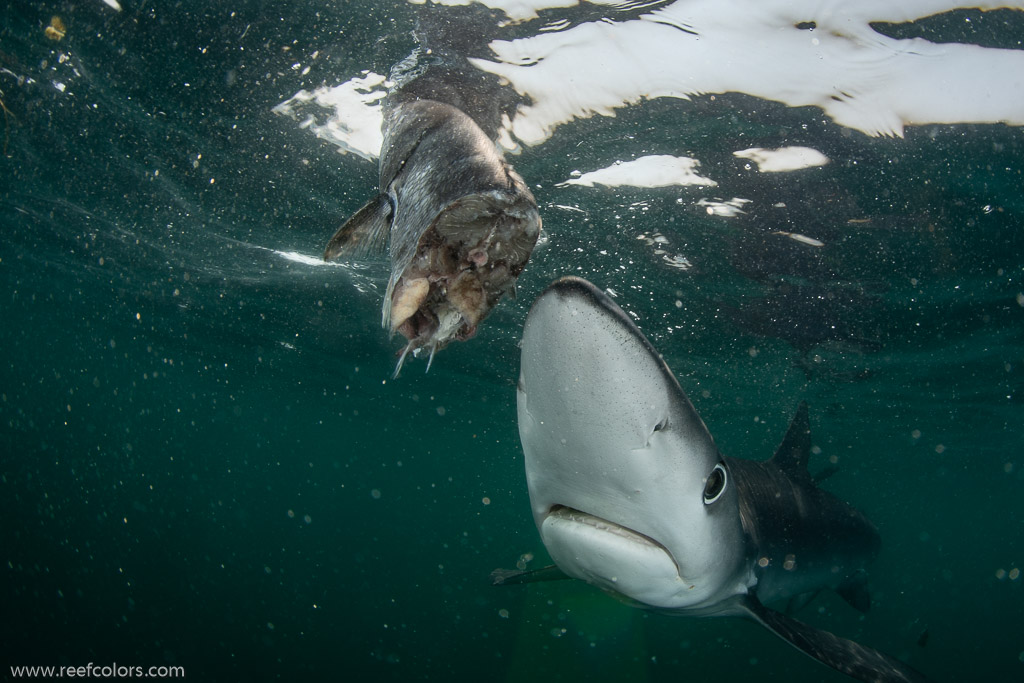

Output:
xmin=653 ymin=418 xmax=667 ymax=432
xmin=703 ymin=463 xmax=727 ymax=505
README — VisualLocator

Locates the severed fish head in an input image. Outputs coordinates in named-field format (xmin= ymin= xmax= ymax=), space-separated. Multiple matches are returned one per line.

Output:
xmin=386 ymin=188 xmax=540 ymax=374
xmin=323 ymin=98 xmax=541 ymax=376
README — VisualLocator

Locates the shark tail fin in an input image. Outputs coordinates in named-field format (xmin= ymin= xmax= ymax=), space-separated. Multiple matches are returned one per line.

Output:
xmin=770 ymin=401 xmax=812 ymax=479
xmin=741 ymin=595 xmax=932 ymax=683
xmin=324 ymin=194 xmax=392 ymax=261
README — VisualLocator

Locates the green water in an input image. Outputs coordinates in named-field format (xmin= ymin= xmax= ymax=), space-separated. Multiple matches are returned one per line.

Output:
xmin=2 ymin=2 xmax=1022 ymax=681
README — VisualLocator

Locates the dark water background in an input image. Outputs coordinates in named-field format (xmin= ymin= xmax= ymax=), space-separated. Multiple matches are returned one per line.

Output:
xmin=2 ymin=2 xmax=1023 ymax=681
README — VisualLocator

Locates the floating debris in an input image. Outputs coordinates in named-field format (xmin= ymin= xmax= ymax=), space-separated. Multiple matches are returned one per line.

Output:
xmin=697 ymin=197 xmax=751 ymax=217
xmin=773 ymin=230 xmax=825 ymax=247
xmin=45 ymin=16 xmax=66 ymax=42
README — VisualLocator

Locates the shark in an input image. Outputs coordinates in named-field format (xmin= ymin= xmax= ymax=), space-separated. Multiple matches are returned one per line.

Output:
xmin=497 ymin=276 xmax=931 ymax=683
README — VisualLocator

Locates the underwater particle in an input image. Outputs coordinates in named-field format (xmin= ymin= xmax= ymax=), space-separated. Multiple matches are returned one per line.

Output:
xmin=370 ymin=488 xmax=382 ymax=499
xmin=515 ymin=552 xmax=534 ymax=570
xmin=935 ymin=444 xmax=945 ymax=454
xmin=287 ymin=509 xmax=295 ymax=518
xmin=303 ymin=514 xmax=312 ymax=524
xmin=45 ymin=16 xmax=66 ymax=41
xmin=498 ymin=608 xmax=509 ymax=618
xmin=1010 ymin=568 xmax=1020 ymax=581
xmin=481 ymin=497 xmax=491 ymax=505
xmin=436 ymin=406 xmax=446 ymax=417
xmin=995 ymin=568 xmax=1007 ymax=580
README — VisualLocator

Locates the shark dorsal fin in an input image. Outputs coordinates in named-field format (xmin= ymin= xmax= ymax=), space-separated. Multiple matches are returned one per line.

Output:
xmin=770 ymin=401 xmax=812 ymax=479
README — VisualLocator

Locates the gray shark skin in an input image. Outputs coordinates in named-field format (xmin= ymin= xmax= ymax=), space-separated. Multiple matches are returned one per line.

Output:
xmin=323 ymin=8 xmax=540 ymax=376
xmin=503 ymin=276 xmax=931 ymax=683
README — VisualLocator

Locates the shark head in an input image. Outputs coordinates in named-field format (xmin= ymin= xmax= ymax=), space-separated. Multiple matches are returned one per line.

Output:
xmin=517 ymin=277 xmax=749 ymax=612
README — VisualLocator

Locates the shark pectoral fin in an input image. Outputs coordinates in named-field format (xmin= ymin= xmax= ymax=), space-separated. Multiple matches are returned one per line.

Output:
xmin=323 ymin=194 xmax=392 ymax=261
xmin=742 ymin=595 xmax=932 ymax=683
xmin=836 ymin=569 xmax=872 ymax=613
xmin=490 ymin=564 xmax=571 ymax=586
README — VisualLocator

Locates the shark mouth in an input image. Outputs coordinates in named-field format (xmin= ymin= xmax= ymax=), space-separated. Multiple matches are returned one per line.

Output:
xmin=541 ymin=505 xmax=685 ymax=592
xmin=545 ymin=505 xmax=667 ymax=551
